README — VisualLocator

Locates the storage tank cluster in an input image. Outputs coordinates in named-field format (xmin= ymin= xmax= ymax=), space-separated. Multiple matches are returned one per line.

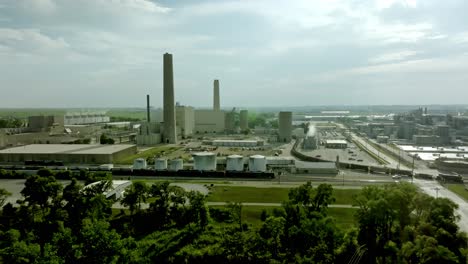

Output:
xmin=133 ymin=158 xmax=147 ymax=170
xmin=168 ymin=159 xmax=183 ymax=171
xmin=226 ymin=154 xmax=244 ymax=171
xmin=249 ymin=155 xmax=267 ymax=172
xmin=154 ymin=158 xmax=168 ymax=170
xmin=193 ymin=152 xmax=217 ymax=171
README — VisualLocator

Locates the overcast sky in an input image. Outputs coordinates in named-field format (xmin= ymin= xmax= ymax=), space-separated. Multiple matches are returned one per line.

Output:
xmin=1 ymin=0 xmax=468 ymax=108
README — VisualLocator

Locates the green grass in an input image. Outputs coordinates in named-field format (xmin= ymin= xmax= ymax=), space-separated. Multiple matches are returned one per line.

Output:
xmin=211 ymin=205 xmax=357 ymax=228
xmin=114 ymin=146 xmax=181 ymax=164
xmin=446 ymin=184 xmax=468 ymax=201
xmin=206 ymin=186 xmax=360 ymax=204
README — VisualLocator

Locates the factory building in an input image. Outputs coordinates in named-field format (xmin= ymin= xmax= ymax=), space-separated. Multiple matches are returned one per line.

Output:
xmin=64 ymin=112 xmax=110 ymax=125
xmin=225 ymin=111 xmax=236 ymax=133
xmin=0 ymin=144 xmax=136 ymax=164
xmin=210 ymin=139 xmax=263 ymax=147
xmin=194 ymin=110 xmax=225 ymax=133
xmin=163 ymin=53 xmax=177 ymax=144
xmin=176 ymin=105 xmax=195 ymax=138
xmin=240 ymin=110 xmax=249 ymax=131
xmin=436 ymin=125 xmax=450 ymax=145
xmin=413 ymin=135 xmax=440 ymax=146
xmin=324 ymin=139 xmax=347 ymax=149
xmin=28 ymin=116 xmax=64 ymax=132
xmin=278 ymin=111 xmax=293 ymax=142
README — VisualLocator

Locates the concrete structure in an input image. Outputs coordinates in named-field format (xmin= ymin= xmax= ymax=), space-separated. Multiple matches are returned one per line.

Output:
xmin=414 ymin=135 xmax=440 ymax=146
xmin=65 ymin=112 xmax=110 ymax=125
xmin=213 ymin=79 xmax=220 ymax=111
xmin=83 ymin=180 xmax=131 ymax=199
xmin=146 ymin=94 xmax=151 ymax=122
xmin=278 ymin=111 xmax=293 ymax=142
xmin=324 ymin=139 xmax=347 ymax=149
xmin=226 ymin=154 xmax=244 ymax=171
xmin=28 ymin=115 xmax=64 ymax=132
xmin=249 ymin=154 xmax=267 ymax=172
xmin=436 ymin=125 xmax=450 ymax=145
xmin=155 ymin=158 xmax=168 ymax=170
xmin=377 ymin=135 xmax=389 ymax=144
xmin=293 ymin=161 xmax=338 ymax=175
xmin=194 ymin=110 xmax=225 ymax=133
xmin=168 ymin=159 xmax=183 ymax=171
xmin=176 ymin=105 xmax=195 ymax=138
xmin=163 ymin=53 xmax=177 ymax=144
xmin=136 ymin=122 xmax=161 ymax=145
xmin=133 ymin=158 xmax=147 ymax=169
xmin=193 ymin=152 xmax=217 ymax=171
xmin=0 ymin=144 xmax=136 ymax=164
xmin=225 ymin=111 xmax=236 ymax=132
xmin=211 ymin=139 xmax=262 ymax=147
xmin=240 ymin=110 xmax=248 ymax=131
xmin=303 ymin=136 xmax=318 ymax=150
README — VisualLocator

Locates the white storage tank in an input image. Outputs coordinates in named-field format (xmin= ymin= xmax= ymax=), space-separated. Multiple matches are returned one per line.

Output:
xmin=133 ymin=158 xmax=147 ymax=170
xmin=249 ymin=155 xmax=266 ymax=172
xmin=193 ymin=152 xmax=216 ymax=171
xmin=226 ymin=154 xmax=244 ymax=171
xmin=168 ymin=159 xmax=183 ymax=171
xmin=154 ymin=158 xmax=167 ymax=170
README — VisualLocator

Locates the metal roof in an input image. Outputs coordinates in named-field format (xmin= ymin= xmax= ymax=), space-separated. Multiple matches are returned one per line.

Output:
xmin=0 ymin=144 xmax=135 ymax=155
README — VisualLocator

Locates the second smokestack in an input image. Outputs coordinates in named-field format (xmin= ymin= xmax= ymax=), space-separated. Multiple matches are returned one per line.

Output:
xmin=213 ymin=79 xmax=220 ymax=111
xmin=146 ymin=94 xmax=151 ymax=122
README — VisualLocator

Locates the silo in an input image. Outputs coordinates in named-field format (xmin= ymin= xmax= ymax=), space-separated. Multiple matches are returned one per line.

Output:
xmin=168 ymin=159 xmax=183 ymax=171
xmin=240 ymin=110 xmax=248 ymax=130
xmin=133 ymin=158 xmax=147 ymax=170
xmin=154 ymin=158 xmax=167 ymax=170
xmin=226 ymin=155 xmax=244 ymax=171
xmin=193 ymin=152 xmax=216 ymax=171
xmin=278 ymin=111 xmax=292 ymax=142
xmin=249 ymin=155 xmax=266 ymax=172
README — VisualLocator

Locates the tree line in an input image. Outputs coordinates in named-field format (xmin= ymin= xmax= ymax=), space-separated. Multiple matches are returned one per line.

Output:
xmin=0 ymin=172 xmax=466 ymax=263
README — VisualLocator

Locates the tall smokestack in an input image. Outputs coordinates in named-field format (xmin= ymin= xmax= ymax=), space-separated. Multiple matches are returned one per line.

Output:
xmin=163 ymin=53 xmax=177 ymax=144
xmin=213 ymin=79 xmax=220 ymax=111
xmin=146 ymin=94 xmax=151 ymax=122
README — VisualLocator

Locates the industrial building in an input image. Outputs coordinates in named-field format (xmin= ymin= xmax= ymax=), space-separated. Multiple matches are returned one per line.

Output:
xmin=28 ymin=116 xmax=64 ymax=132
xmin=194 ymin=109 xmax=225 ymax=133
xmin=278 ymin=111 xmax=293 ymax=142
xmin=64 ymin=112 xmax=110 ymax=125
xmin=0 ymin=144 xmax=136 ymax=164
xmin=293 ymin=161 xmax=338 ymax=175
xmin=176 ymin=105 xmax=195 ymax=138
xmin=324 ymin=139 xmax=348 ymax=149
xmin=210 ymin=139 xmax=263 ymax=147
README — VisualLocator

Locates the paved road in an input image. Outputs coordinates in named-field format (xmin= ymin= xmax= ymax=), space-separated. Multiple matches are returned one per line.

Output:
xmin=413 ymin=178 xmax=468 ymax=233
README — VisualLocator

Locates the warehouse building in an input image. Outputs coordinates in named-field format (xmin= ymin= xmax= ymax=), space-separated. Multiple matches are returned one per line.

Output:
xmin=325 ymin=139 xmax=348 ymax=149
xmin=0 ymin=144 xmax=136 ymax=164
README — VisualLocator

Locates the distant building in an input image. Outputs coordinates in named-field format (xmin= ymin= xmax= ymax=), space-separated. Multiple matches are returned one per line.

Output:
xmin=194 ymin=109 xmax=225 ymax=133
xmin=325 ymin=139 xmax=347 ymax=149
xmin=278 ymin=111 xmax=292 ymax=142
xmin=64 ymin=112 xmax=110 ymax=125
xmin=176 ymin=105 xmax=195 ymax=138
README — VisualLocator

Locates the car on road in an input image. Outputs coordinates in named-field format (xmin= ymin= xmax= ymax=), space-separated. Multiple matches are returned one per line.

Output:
xmin=392 ymin=175 xmax=402 ymax=180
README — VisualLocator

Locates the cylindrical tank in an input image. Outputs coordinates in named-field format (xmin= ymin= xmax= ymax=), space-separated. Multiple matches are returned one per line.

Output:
xmin=226 ymin=154 xmax=244 ymax=171
xmin=278 ymin=111 xmax=292 ymax=142
xmin=193 ymin=152 xmax=216 ymax=171
xmin=154 ymin=158 xmax=167 ymax=170
xmin=168 ymin=159 xmax=183 ymax=171
xmin=133 ymin=158 xmax=147 ymax=170
xmin=240 ymin=110 xmax=248 ymax=130
xmin=249 ymin=155 xmax=266 ymax=172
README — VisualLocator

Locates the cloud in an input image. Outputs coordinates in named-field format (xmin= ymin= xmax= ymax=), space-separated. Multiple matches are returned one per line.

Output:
xmin=369 ymin=50 xmax=420 ymax=64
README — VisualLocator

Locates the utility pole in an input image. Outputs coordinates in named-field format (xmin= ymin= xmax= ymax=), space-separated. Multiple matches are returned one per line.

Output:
xmin=411 ymin=155 xmax=415 ymax=183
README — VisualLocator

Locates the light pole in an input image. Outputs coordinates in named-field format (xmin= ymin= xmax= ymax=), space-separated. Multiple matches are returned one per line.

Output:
xmin=434 ymin=187 xmax=440 ymax=198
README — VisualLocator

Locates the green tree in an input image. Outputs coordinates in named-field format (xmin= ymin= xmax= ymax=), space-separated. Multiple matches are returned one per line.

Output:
xmin=121 ymin=181 xmax=148 ymax=214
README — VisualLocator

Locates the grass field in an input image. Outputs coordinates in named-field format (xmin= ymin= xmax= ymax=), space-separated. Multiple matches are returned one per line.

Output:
xmin=206 ymin=186 xmax=360 ymax=204
xmin=446 ymin=184 xmax=468 ymax=201
xmin=229 ymin=206 xmax=357 ymax=228
xmin=115 ymin=146 xmax=181 ymax=164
